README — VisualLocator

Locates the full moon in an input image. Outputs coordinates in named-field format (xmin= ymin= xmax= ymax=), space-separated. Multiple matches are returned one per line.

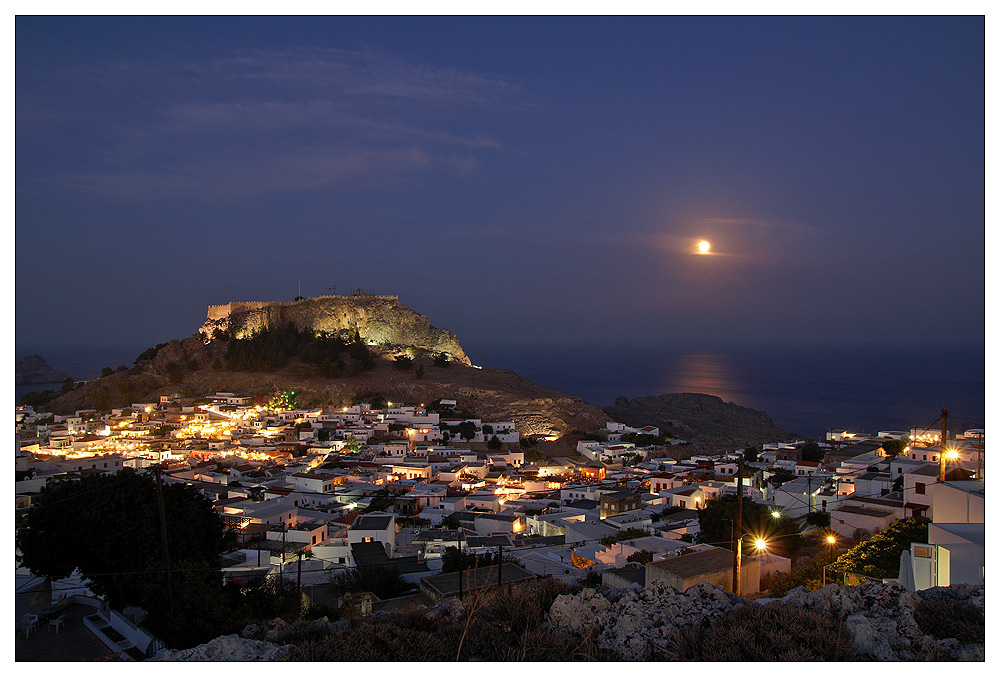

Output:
xmin=698 ymin=240 xmax=711 ymax=253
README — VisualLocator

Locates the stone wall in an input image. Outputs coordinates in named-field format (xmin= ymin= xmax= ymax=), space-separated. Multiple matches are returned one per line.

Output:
xmin=200 ymin=295 xmax=470 ymax=365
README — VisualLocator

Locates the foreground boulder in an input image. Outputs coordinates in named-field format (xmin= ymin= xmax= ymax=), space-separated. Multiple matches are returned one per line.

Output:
xmin=548 ymin=580 xmax=984 ymax=661
xmin=150 ymin=635 xmax=293 ymax=661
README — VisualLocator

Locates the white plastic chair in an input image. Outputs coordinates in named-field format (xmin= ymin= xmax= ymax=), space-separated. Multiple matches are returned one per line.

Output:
xmin=18 ymin=615 xmax=37 ymax=638
xmin=48 ymin=615 xmax=65 ymax=633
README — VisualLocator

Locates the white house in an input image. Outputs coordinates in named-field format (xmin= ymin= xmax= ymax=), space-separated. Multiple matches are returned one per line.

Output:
xmin=347 ymin=512 xmax=397 ymax=555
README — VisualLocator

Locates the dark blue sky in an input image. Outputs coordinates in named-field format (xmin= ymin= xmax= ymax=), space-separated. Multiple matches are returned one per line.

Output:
xmin=16 ymin=16 xmax=984 ymax=362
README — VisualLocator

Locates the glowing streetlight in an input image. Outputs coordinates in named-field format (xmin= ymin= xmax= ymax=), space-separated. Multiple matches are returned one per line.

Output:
xmin=826 ymin=534 xmax=837 ymax=546
xmin=945 ymin=448 xmax=959 ymax=460
xmin=770 ymin=510 xmax=782 ymax=519
xmin=754 ymin=538 xmax=768 ymax=553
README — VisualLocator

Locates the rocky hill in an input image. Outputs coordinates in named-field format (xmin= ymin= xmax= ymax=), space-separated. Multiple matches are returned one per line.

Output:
xmin=201 ymin=295 xmax=471 ymax=366
xmin=604 ymin=392 xmax=798 ymax=447
xmin=16 ymin=354 xmax=71 ymax=385
xmin=39 ymin=336 xmax=607 ymax=448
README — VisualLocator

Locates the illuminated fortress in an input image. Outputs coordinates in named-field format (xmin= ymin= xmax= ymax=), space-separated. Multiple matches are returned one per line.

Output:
xmin=200 ymin=294 xmax=471 ymax=365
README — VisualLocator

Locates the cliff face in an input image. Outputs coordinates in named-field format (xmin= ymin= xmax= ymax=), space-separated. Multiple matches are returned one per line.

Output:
xmin=16 ymin=354 xmax=71 ymax=385
xmin=200 ymin=296 xmax=471 ymax=366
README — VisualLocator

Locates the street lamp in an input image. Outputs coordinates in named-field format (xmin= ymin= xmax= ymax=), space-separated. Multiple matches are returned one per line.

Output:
xmin=754 ymin=538 xmax=768 ymax=553
xmin=770 ymin=510 xmax=782 ymax=519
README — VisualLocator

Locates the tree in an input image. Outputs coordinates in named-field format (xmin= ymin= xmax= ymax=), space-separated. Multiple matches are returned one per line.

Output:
xmin=17 ymin=469 xmax=228 ymax=646
xmin=115 ymin=365 xmax=128 ymax=372
xmin=600 ymin=527 xmax=649 ymax=546
xmin=333 ymin=564 xmax=408 ymax=599
xmin=769 ymin=468 xmax=796 ymax=486
xmin=487 ymin=435 xmax=502 ymax=450
xmin=881 ymin=439 xmax=907 ymax=456
xmin=456 ymin=421 xmax=477 ymax=441
xmin=101 ymin=366 xmax=114 ymax=377
xmin=60 ymin=377 xmax=75 ymax=394
xmin=626 ymin=550 xmax=653 ymax=564
xmin=393 ymin=355 xmax=412 ymax=370
xmin=744 ymin=446 xmax=759 ymax=462
xmin=352 ymin=391 xmax=388 ymax=411
xmin=414 ymin=364 xmax=425 ymax=379
xmin=135 ymin=342 xmax=168 ymax=364
xmin=20 ymin=390 xmax=58 ymax=407
xmin=697 ymin=495 xmax=801 ymax=557
xmin=432 ymin=352 xmax=450 ymax=368
xmin=800 ymin=439 xmax=823 ymax=463
xmin=830 ymin=516 xmax=930 ymax=580
xmin=805 ymin=511 xmax=831 ymax=528
xmin=441 ymin=546 xmax=486 ymax=573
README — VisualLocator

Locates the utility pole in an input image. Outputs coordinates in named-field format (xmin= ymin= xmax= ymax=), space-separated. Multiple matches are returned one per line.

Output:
xmin=297 ymin=551 xmax=302 ymax=593
xmin=281 ymin=524 xmax=286 ymax=583
xmin=154 ymin=465 xmax=174 ymax=618
xmin=733 ymin=455 xmax=743 ymax=596
xmin=977 ymin=432 xmax=984 ymax=480
xmin=497 ymin=544 xmax=503 ymax=586
xmin=457 ymin=529 xmax=464 ymax=601
xmin=939 ymin=408 xmax=949 ymax=482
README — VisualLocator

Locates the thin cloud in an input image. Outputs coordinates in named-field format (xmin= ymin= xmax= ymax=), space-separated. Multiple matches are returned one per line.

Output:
xmin=52 ymin=146 xmax=433 ymax=202
xmin=20 ymin=46 xmax=528 ymax=202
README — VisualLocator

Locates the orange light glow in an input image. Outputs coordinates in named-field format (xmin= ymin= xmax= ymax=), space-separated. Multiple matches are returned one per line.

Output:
xmin=697 ymin=240 xmax=711 ymax=253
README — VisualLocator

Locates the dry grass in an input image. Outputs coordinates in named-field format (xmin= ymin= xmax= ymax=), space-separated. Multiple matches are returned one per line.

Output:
xmin=284 ymin=578 xmax=614 ymax=662
xmin=913 ymin=599 xmax=984 ymax=645
xmin=658 ymin=601 xmax=860 ymax=661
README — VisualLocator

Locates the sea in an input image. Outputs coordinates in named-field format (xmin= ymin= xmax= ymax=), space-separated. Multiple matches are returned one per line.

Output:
xmin=16 ymin=342 xmax=986 ymax=441
xmin=472 ymin=343 xmax=986 ymax=441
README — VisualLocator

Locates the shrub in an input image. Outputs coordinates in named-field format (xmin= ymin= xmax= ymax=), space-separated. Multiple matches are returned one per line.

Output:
xmin=291 ymin=621 xmax=452 ymax=661
xmin=661 ymin=601 xmax=857 ymax=661
xmin=913 ymin=599 xmax=984 ymax=645
xmin=283 ymin=578 xmax=615 ymax=662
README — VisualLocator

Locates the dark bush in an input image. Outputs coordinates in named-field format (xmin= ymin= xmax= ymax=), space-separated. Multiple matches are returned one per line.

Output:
xmin=283 ymin=578 xmax=613 ymax=662
xmin=913 ymin=599 xmax=984 ymax=645
xmin=661 ymin=601 xmax=858 ymax=661
xmin=291 ymin=621 xmax=452 ymax=661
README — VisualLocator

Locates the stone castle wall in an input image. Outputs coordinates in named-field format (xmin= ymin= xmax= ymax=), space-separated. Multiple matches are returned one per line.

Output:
xmin=205 ymin=296 xmax=399 ymax=322
xmin=200 ymin=295 xmax=468 ymax=365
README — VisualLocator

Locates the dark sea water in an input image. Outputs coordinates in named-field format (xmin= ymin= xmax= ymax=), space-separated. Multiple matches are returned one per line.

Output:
xmin=473 ymin=343 xmax=985 ymax=440
xmin=17 ymin=342 xmax=985 ymax=441
xmin=14 ymin=345 xmax=147 ymax=405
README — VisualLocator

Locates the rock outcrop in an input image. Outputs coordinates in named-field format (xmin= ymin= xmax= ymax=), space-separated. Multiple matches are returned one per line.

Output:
xmin=149 ymin=634 xmax=293 ymax=661
xmin=200 ymin=295 xmax=471 ymax=366
xmin=547 ymin=580 xmax=984 ymax=661
xmin=157 ymin=581 xmax=983 ymax=661
xmin=604 ymin=392 xmax=798 ymax=445
xmin=16 ymin=354 xmax=71 ymax=385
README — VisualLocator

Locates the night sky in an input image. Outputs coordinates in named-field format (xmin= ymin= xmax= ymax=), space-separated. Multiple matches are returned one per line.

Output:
xmin=16 ymin=16 xmax=985 ymax=363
